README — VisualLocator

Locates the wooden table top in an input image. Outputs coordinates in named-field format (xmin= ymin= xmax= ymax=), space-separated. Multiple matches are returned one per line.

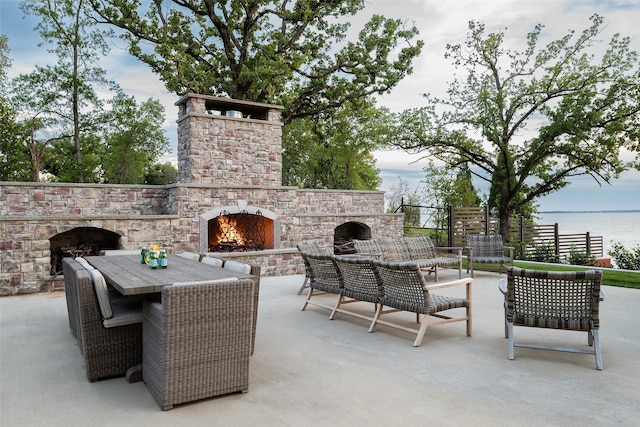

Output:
xmin=84 ymin=254 xmax=257 ymax=296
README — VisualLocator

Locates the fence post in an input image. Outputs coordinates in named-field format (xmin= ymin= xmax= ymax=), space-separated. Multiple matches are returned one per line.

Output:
xmin=448 ymin=205 xmax=453 ymax=247
xmin=554 ymin=223 xmax=560 ymax=259
xmin=484 ymin=205 xmax=490 ymax=235
xmin=586 ymin=232 xmax=591 ymax=256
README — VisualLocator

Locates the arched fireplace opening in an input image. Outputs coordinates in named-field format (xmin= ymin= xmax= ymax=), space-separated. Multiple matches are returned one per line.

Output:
xmin=208 ymin=210 xmax=274 ymax=252
xmin=49 ymin=227 xmax=121 ymax=275
xmin=200 ymin=204 xmax=279 ymax=253
xmin=334 ymin=222 xmax=371 ymax=254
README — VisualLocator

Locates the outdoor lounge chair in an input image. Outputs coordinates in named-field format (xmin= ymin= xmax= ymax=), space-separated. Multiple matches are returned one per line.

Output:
xmin=299 ymin=252 xmax=342 ymax=313
xmin=142 ymin=278 xmax=254 ymax=410
xmin=371 ymin=261 xmax=472 ymax=347
xmin=465 ymin=234 xmax=514 ymax=277
xmin=331 ymin=256 xmax=382 ymax=322
xmin=499 ymin=267 xmax=604 ymax=370
xmin=296 ymin=241 xmax=329 ymax=295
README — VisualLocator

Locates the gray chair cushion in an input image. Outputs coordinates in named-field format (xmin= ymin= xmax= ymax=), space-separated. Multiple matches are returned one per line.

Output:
xmin=201 ymin=256 xmax=224 ymax=267
xmin=223 ymin=260 xmax=252 ymax=274
xmin=88 ymin=268 xmax=113 ymax=320
xmin=103 ymin=303 xmax=143 ymax=328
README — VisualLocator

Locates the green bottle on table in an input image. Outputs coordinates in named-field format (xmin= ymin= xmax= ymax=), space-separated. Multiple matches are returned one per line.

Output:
xmin=159 ymin=249 xmax=168 ymax=269
xmin=149 ymin=250 xmax=159 ymax=269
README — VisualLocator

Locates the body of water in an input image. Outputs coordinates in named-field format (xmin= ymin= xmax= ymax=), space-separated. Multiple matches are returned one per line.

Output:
xmin=538 ymin=211 xmax=640 ymax=257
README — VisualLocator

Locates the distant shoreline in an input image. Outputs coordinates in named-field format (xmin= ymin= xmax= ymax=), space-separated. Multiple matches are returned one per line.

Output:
xmin=541 ymin=210 xmax=640 ymax=214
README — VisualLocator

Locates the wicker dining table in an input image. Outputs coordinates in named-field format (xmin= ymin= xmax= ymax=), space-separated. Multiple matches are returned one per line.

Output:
xmin=84 ymin=253 xmax=258 ymax=296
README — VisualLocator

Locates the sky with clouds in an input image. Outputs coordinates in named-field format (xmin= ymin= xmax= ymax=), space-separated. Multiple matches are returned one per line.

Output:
xmin=1 ymin=0 xmax=639 ymax=211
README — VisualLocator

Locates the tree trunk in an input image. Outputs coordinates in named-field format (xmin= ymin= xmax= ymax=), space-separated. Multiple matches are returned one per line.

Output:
xmin=499 ymin=205 xmax=511 ymax=244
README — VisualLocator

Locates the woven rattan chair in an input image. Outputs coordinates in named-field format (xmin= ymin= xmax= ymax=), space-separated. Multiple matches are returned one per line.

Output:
xmin=331 ymin=256 xmax=382 ymax=323
xmin=465 ymin=235 xmax=514 ymax=277
xmin=500 ymin=267 xmax=604 ymax=370
xmin=372 ymin=261 xmax=472 ymax=347
xmin=142 ymin=278 xmax=254 ymax=410
xmin=300 ymin=252 xmax=342 ymax=313
xmin=64 ymin=257 xmax=143 ymax=381
xmin=296 ymin=241 xmax=329 ymax=295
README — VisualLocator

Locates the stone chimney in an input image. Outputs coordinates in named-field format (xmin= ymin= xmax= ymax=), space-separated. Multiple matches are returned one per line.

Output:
xmin=175 ymin=94 xmax=284 ymax=186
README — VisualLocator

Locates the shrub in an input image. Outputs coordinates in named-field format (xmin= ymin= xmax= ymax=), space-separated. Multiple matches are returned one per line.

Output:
xmin=526 ymin=244 xmax=560 ymax=263
xmin=608 ymin=241 xmax=640 ymax=270
xmin=567 ymin=245 xmax=596 ymax=266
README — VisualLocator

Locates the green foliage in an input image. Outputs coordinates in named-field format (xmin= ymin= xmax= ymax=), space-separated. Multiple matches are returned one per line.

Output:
xmin=567 ymin=245 xmax=597 ymax=266
xmin=282 ymin=99 xmax=385 ymax=190
xmin=385 ymin=177 xmax=422 ymax=227
xmin=524 ymin=244 xmax=560 ymax=263
xmin=608 ymin=241 xmax=640 ymax=270
xmin=392 ymin=15 xmax=640 ymax=242
xmin=0 ymin=102 xmax=32 ymax=181
xmin=145 ymin=162 xmax=178 ymax=185
xmin=101 ymin=94 xmax=169 ymax=184
xmin=19 ymin=0 xmax=115 ymax=182
xmin=90 ymin=0 xmax=423 ymax=125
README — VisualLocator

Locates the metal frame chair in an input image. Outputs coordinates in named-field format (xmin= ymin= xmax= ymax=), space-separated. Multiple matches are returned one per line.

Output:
xmin=465 ymin=234 xmax=514 ymax=277
xmin=500 ymin=267 xmax=604 ymax=370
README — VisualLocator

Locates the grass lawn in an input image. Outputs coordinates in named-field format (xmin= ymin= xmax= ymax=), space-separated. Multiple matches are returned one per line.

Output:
xmin=466 ymin=260 xmax=640 ymax=290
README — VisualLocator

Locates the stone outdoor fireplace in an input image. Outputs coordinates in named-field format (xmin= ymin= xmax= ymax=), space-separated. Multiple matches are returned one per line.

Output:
xmin=0 ymin=94 xmax=404 ymax=295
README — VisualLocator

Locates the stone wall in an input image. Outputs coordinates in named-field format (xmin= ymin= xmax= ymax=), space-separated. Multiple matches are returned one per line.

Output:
xmin=0 ymin=181 xmax=403 ymax=295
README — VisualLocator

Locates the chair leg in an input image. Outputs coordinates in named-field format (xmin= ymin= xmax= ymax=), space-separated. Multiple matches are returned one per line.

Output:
xmin=593 ymin=329 xmax=603 ymax=370
xmin=413 ymin=314 xmax=429 ymax=347
xmin=301 ymin=288 xmax=314 ymax=311
xmin=434 ymin=266 xmax=438 ymax=282
xmin=368 ymin=304 xmax=382 ymax=333
xmin=297 ymin=276 xmax=309 ymax=295
xmin=588 ymin=330 xmax=594 ymax=346
xmin=507 ymin=322 xmax=514 ymax=360
xmin=329 ymin=295 xmax=344 ymax=320
xmin=504 ymin=302 xmax=509 ymax=338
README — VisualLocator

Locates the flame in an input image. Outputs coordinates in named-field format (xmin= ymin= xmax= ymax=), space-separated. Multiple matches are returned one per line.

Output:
xmin=217 ymin=217 xmax=246 ymax=246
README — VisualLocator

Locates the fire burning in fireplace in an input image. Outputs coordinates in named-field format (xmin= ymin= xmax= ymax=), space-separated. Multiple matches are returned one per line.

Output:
xmin=209 ymin=210 xmax=267 ymax=252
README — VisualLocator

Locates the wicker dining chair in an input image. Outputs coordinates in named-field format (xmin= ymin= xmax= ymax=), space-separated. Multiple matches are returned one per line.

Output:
xmin=465 ymin=234 xmax=514 ymax=277
xmin=142 ymin=278 xmax=254 ymax=410
xmin=500 ymin=267 xmax=604 ymax=370
xmin=64 ymin=257 xmax=143 ymax=381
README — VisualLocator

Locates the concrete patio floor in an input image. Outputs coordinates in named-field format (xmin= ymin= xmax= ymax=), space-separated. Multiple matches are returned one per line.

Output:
xmin=1 ymin=269 xmax=639 ymax=426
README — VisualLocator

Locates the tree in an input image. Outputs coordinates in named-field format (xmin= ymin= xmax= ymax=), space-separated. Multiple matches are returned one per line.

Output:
xmin=0 ymin=36 xmax=32 ymax=181
xmin=21 ymin=0 xmax=115 ymax=182
xmin=282 ymin=98 xmax=386 ymax=189
xmin=385 ymin=177 xmax=422 ymax=227
xmin=101 ymin=93 xmax=169 ymax=184
xmin=89 ymin=0 xmax=423 ymax=125
xmin=145 ymin=162 xmax=179 ymax=185
xmin=392 ymin=15 xmax=640 ymax=242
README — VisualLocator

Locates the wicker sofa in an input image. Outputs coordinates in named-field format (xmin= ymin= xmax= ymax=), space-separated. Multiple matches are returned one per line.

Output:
xmin=352 ymin=236 xmax=463 ymax=281
xmin=296 ymin=249 xmax=473 ymax=346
